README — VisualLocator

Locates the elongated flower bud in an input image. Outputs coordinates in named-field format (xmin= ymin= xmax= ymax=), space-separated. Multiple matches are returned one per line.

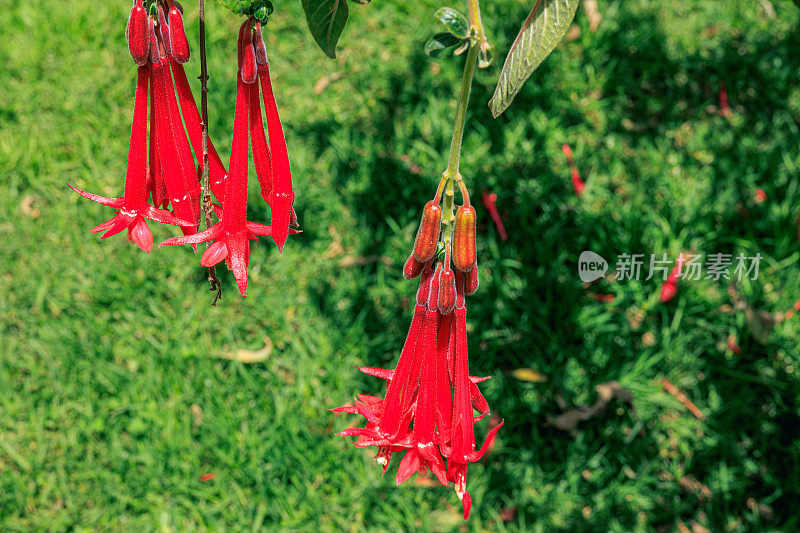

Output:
xmin=452 ymin=205 xmax=477 ymax=272
xmin=465 ymin=264 xmax=479 ymax=295
xmin=157 ymin=3 xmax=172 ymax=56
xmin=438 ymin=266 xmax=456 ymax=315
xmin=403 ymin=254 xmax=425 ymax=279
xmin=413 ymin=200 xmax=441 ymax=263
xmin=148 ymin=16 xmax=162 ymax=64
xmin=168 ymin=3 xmax=190 ymax=63
xmin=241 ymin=38 xmax=257 ymax=84
xmin=254 ymin=21 xmax=268 ymax=65
xmin=127 ymin=0 xmax=149 ymax=66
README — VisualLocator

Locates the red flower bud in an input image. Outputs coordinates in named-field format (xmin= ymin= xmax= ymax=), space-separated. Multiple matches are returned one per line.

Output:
xmin=148 ymin=16 xmax=162 ymax=64
xmin=465 ymin=264 xmax=479 ymax=295
xmin=413 ymin=200 xmax=441 ymax=263
xmin=168 ymin=4 xmax=190 ymax=63
xmin=127 ymin=0 xmax=150 ymax=66
xmin=403 ymin=254 xmax=425 ymax=280
xmin=254 ymin=21 xmax=268 ymax=65
xmin=452 ymin=205 xmax=477 ymax=271
xmin=241 ymin=39 xmax=257 ymax=84
xmin=157 ymin=4 xmax=171 ymax=57
xmin=437 ymin=266 xmax=456 ymax=315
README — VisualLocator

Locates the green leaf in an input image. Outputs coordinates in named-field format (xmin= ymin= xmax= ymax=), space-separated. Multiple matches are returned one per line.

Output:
xmin=217 ymin=0 xmax=272 ymax=16
xmin=424 ymin=32 xmax=463 ymax=56
xmin=488 ymin=0 xmax=579 ymax=118
xmin=793 ymin=0 xmax=800 ymax=9
xmin=434 ymin=7 xmax=470 ymax=40
xmin=301 ymin=0 xmax=350 ymax=59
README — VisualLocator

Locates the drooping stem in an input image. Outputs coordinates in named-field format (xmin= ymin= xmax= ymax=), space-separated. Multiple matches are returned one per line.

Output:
xmin=198 ymin=0 xmax=222 ymax=303
xmin=440 ymin=40 xmax=479 ymax=244
xmin=443 ymin=43 xmax=478 ymax=182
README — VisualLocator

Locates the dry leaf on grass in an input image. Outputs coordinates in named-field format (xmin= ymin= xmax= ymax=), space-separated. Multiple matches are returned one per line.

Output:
xmin=313 ymin=72 xmax=344 ymax=94
xmin=583 ymin=0 xmax=602 ymax=32
xmin=660 ymin=378 xmax=706 ymax=421
xmin=511 ymin=368 xmax=548 ymax=382
xmin=548 ymin=381 xmax=633 ymax=433
xmin=218 ymin=337 xmax=273 ymax=363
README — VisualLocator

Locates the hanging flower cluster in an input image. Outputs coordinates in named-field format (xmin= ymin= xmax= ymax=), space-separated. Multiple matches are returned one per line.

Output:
xmin=68 ymin=2 xmax=297 ymax=296
xmin=334 ymin=186 xmax=503 ymax=520
xmin=161 ymin=18 xmax=298 ymax=295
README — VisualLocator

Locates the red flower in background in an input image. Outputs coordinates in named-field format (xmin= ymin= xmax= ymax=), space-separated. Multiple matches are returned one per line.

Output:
xmin=659 ymin=252 xmax=686 ymax=303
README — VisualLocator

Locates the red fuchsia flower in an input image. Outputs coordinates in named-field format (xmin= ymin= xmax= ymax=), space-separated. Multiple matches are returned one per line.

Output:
xmin=562 ymin=143 xmax=585 ymax=195
xmin=149 ymin=22 xmax=202 ymax=238
xmin=481 ymin=191 xmax=508 ymax=241
xmin=159 ymin=19 xmax=298 ymax=295
xmin=67 ymin=57 xmax=191 ymax=251
xmin=252 ymin=21 xmax=297 ymax=251
xmin=335 ymin=192 xmax=502 ymax=520
xmin=659 ymin=252 xmax=686 ymax=303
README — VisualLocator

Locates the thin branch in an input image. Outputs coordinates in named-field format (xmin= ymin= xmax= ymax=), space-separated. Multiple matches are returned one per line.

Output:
xmin=199 ymin=0 xmax=222 ymax=304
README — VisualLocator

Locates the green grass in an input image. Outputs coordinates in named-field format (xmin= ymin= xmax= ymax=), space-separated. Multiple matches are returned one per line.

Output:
xmin=2 ymin=0 xmax=800 ymax=530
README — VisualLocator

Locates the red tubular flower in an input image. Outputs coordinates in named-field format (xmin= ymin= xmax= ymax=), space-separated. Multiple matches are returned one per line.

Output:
xmin=659 ymin=252 xmax=686 ymax=303
xmin=481 ymin=191 xmax=508 ymax=242
xmin=335 ymin=256 xmax=502 ymax=519
xmin=159 ymin=22 xmax=298 ymax=296
xmin=254 ymin=23 xmax=296 ymax=252
xmin=68 ymin=65 xmax=190 ymax=252
xmin=151 ymin=54 xmax=200 ymax=237
xmin=170 ymin=59 xmax=227 ymax=201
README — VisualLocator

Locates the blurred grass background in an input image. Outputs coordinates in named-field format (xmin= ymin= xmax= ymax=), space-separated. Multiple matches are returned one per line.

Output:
xmin=2 ymin=0 xmax=800 ymax=530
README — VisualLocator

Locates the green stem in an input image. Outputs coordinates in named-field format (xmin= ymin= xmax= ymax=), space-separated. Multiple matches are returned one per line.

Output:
xmin=441 ymin=42 xmax=479 ymax=242
xmin=443 ymin=43 xmax=479 ymax=181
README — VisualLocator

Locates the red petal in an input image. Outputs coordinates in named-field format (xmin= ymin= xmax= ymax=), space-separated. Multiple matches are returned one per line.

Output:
xmin=357 ymin=367 xmax=394 ymax=380
xmin=395 ymin=449 xmax=421 ymax=486
xmin=68 ymin=184 xmax=124 ymax=208
xmin=89 ymin=217 xmax=117 ymax=234
xmin=159 ymin=223 xmax=221 ymax=246
xmin=200 ymin=239 xmax=228 ymax=267
xmin=226 ymin=233 xmax=250 ymax=296
xmin=141 ymin=205 xmax=195 ymax=227
xmin=129 ymin=217 xmax=153 ymax=252
xmin=470 ymin=420 xmax=504 ymax=462
xmin=461 ymin=490 xmax=473 ymax=520
xmin=101 ymin=215 xmax=133 ymax=239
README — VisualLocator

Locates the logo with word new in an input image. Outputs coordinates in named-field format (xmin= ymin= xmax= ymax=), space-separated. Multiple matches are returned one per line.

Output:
xmin=578 ymin=251 xmax=608 ymax=282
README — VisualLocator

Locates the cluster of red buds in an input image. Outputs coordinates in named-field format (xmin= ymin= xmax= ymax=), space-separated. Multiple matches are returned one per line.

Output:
xmin=68 ymin=2 xmax=297 ymax=297
xmin=335 ymin=185 xmax=502 ymax=520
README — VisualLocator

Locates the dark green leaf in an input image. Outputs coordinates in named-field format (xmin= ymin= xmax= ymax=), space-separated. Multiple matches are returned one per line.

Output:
xmin=489 ymin=0 xmax=579 ymax=118
xmin=424 ymin=32 xmax=463 ymax=56
xmin=301 ymin=0 xmax=350 ymax=59
xmin=434 ymin=7 xmax=470 ymax=39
